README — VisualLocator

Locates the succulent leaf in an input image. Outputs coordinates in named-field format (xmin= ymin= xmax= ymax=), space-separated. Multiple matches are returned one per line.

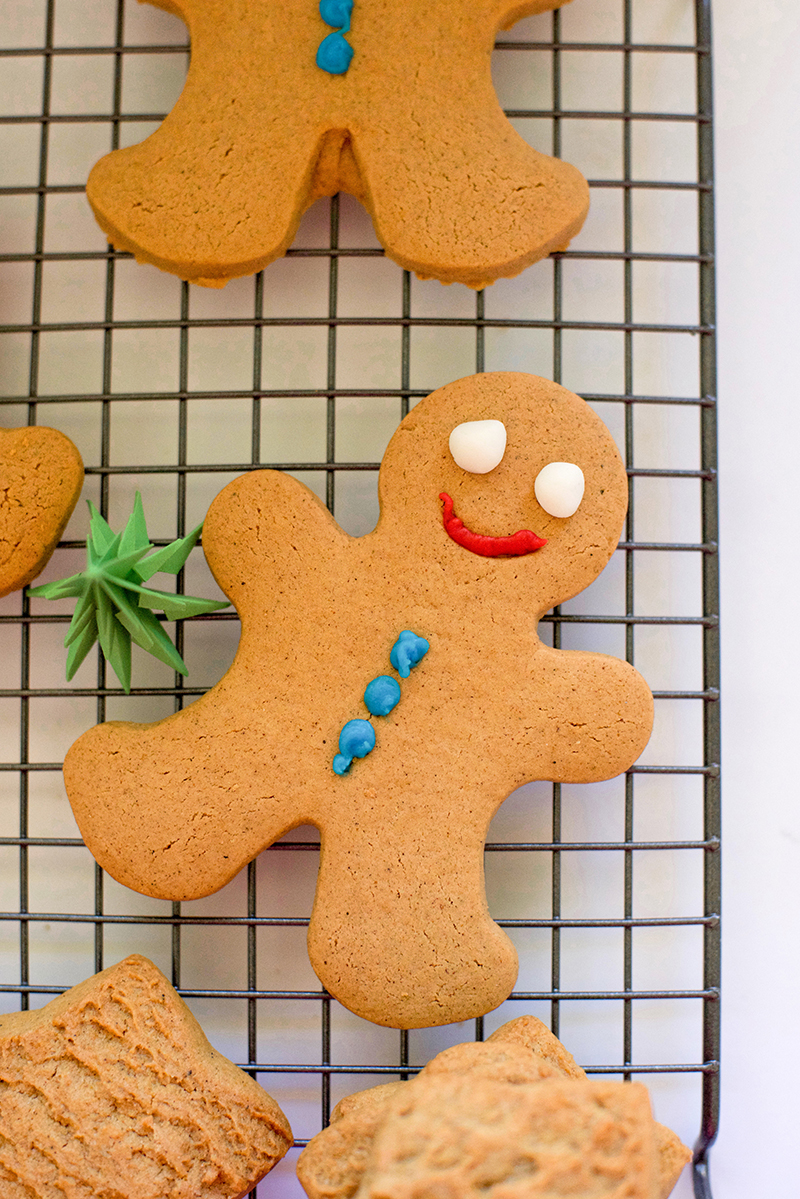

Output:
xmin=28 ymin=493 xmax=229 ymax=692
xmin=28 ymin=573 xmax=85 ymax=602
xmin=135 ymin=524 xmax=204 ymax=579
xmin=65 ymin=616 xmax=99 ymax=681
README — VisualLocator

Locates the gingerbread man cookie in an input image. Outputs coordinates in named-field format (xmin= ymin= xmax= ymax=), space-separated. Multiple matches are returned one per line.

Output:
xmin=86 ymin=0 xmax=588 ymax=289
xmin=0 ymin=955 xmax=292 ymax=1198
xmin=64 ymin=372 xmax=652 ymax=1029
xmin=0 ymin=425 xmax=84 ymax=598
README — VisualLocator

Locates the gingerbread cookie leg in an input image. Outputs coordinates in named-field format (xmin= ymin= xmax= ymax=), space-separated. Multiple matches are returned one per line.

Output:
xmin=87 ymin=2 xmax=331 ymax=286
xmin=356 ymin=105 xmax=588 ymax=288
xmin=346 ymin=1 xmax=588 ymax=287
xmin=309 ymin=799 xmax=518 ymax=1028
xmin=88 ymin=120 xmax=328 ymax=287
xmin=63 ymin=687 xmax=313 ymax=901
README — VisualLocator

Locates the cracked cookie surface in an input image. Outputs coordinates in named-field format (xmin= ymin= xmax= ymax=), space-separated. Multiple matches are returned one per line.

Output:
xmin=298 ymin=1017 xmax=691 ymax=1199
xmin=0 ymin=955 xmax=292 ymax=1199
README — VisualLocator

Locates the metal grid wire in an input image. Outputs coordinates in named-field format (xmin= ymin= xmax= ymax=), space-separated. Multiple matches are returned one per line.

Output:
xmin=0 ymin=1 xmax=719 ymax=1197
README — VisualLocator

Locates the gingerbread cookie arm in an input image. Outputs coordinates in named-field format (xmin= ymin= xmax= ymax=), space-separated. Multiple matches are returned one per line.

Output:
xmin=64 ymin=470 xmax=353 ymax=900
xmin=517 ymin=645 xmax=655 ymax=783
xmin=493 ymin=0 xmax=575 ymax=31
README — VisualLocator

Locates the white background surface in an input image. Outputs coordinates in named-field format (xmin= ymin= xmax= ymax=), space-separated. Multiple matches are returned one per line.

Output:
xmin=714 ymin=0 xmax=800 ymax=1195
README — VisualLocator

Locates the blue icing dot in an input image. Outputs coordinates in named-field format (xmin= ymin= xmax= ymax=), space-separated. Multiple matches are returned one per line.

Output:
xmin=364 ymin=675 xmax=402 ymax=717
xmin=340 ymin=718 xmax=375 ymax=757
xmin=332 ymin=718 xmax=375 ymax=774
xmin=320 ymin=0 xmax=352 ymax=30
xmin=316 ymin=30 xmax=354 ymax=75
xmin=390 ymin=630 xmax=430 ymax=679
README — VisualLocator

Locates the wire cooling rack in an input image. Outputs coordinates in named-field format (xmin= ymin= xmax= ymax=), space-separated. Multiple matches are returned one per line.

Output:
xmin=0 ymin=1 xmax=718 ymax=1196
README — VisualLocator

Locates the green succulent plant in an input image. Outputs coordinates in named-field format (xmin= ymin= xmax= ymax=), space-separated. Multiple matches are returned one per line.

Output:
xmin=29 ymin=493 xmax=229 ymax=692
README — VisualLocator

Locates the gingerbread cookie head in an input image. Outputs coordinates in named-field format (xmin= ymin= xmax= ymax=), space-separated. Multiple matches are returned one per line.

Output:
xmin=374 ymin=371 xmax=628 ymax=614
xmin=86 ymin=0 xmax=587 ymax=288
xmin=0 ymin=426 xmax=84 ymax=598
xmin=64 ymin=371 xmax=652 ymax=1030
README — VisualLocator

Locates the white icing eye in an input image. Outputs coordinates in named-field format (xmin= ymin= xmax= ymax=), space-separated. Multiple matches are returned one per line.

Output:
xmin=449 ymin=420 xmax=507 ymax=474
xmin=534 ymin=462 xmax=585 ymax=518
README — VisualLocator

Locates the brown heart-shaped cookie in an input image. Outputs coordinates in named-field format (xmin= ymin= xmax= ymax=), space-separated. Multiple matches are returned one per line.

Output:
xmin=0 ymin=425 xmax=84 ymax=598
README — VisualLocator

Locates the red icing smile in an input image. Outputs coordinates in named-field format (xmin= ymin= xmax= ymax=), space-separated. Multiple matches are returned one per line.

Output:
xmin=439 ymin=493 xmax=547 ymax=558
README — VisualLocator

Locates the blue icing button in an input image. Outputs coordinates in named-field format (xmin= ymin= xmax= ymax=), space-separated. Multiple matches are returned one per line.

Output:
xmin=320 ymin=0 xmax=352 ymax=30
xmin=333 ymin=718 xmax=375 ymax=774
xmin=316 ymin=30 xmax=354 ymax=75
xmin=390 ymin=630 xmax=430 ymax=679
xmin=364 ymin=675 xmax=402 ymax=717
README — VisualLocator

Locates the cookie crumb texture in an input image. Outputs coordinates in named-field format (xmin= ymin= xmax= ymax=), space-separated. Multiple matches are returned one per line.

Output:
xmin=0 ymin=955 xmax=292 ymax=1199
xmin=0 ymin=427 xmax=84 ymax=598
xmin=86 ymin=0 xmax=588 ymax=288
xmin=360 ymin=1077 xmax=659 ymax=1199
xmin=64 ymin=372 xmax=653 ymax=1029
xmin=298 ymin=1017 xmax=691 ymax=1199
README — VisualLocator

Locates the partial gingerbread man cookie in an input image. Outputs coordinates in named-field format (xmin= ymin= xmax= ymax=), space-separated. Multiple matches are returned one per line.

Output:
xmin=0 ymin=955 xmax=292 ymax=1198
xmin=0 ymin=426 xmax=83 ymax=598
xmin=86 ymin=0 xmax=588 ymax=288
xmin=64 ymin=371 xmax=653 ymax=1029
